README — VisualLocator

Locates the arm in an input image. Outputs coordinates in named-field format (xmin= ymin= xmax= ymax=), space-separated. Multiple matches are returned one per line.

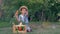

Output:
xmin=25 ymin=11 xmax=28 ymax=17
xmin=15 ymin=10 xmax=20 ymax=22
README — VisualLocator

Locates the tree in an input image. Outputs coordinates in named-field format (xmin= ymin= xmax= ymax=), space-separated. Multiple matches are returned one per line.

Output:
xmin=1 ymin=0 xmax=60 ymax=22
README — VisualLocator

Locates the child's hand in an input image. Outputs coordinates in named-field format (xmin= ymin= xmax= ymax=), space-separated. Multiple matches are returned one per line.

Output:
xmin=25 ymin=11 xmax=28 ymax=16
xmin=15 ymin=10 xmax=18 ymax=16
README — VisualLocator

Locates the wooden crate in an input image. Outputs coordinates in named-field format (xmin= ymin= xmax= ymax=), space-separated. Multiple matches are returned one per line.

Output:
xmin=12 ymin=22 xmax=27 ymax=34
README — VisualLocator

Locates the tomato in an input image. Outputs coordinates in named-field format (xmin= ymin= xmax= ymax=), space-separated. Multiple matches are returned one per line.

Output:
xmin=18 ymin=26 xmax=22 ymax=31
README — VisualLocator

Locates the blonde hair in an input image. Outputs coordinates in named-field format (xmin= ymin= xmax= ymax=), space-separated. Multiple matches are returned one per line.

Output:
xmin=19 ymin=6 xmax=28 ymax=11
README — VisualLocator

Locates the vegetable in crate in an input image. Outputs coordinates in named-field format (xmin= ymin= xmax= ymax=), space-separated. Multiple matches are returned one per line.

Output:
xmin=21 ymin=26 xmax=25 ymax=30
xmin=18 ymin=26 xmax=22 ymax=31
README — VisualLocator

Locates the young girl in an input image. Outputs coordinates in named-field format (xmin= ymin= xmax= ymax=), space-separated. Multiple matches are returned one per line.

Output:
xmin=15 ymin=6 xmax=31 ymax=31
xmin=15 ymin=6 xmax=28 ymax=24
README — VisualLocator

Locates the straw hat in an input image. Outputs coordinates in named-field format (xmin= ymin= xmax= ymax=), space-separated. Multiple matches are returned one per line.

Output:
xmin=19 ymin=6 xmax=28 ymax=11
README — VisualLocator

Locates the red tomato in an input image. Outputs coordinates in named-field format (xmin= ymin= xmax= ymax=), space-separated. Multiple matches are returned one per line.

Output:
xmin=18 ymin=26 xmax=22 ymax=31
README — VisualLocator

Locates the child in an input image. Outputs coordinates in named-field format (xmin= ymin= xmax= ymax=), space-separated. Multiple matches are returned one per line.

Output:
xmin=15 ymin=6 xmax=31 ymax=32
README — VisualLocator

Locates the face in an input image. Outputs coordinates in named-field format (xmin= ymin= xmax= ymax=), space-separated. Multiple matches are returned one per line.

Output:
xmin=21 ymin=9 xmax=27 ymax=14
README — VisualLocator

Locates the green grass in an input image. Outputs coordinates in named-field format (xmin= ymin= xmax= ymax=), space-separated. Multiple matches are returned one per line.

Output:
xmin=0 ymin=26 xmax=60 ymax=34
xmin=0 ymin=21 xmax=60 ymax=34
xmin=0 ymin=21 xmax=11 ymax=28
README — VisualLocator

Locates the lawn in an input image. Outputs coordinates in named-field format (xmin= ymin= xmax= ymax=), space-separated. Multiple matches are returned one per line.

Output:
xmin=0 ymin=21 xmax=60 ymax=34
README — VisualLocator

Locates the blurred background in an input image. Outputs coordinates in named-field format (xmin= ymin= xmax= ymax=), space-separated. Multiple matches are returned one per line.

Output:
xmin=0 ymin=0 xmax=60 ymax=34
xmin=0 ymin=0 xmax=60 ymax=22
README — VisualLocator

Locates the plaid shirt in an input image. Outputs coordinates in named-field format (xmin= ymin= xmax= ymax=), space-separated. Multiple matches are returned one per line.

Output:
xmin=18 ymin=14 xmax=29 ymax=24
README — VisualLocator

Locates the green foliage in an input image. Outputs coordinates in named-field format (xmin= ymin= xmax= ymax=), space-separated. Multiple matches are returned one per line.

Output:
xmin=0 ymin=0 xmax=60 ymax=22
